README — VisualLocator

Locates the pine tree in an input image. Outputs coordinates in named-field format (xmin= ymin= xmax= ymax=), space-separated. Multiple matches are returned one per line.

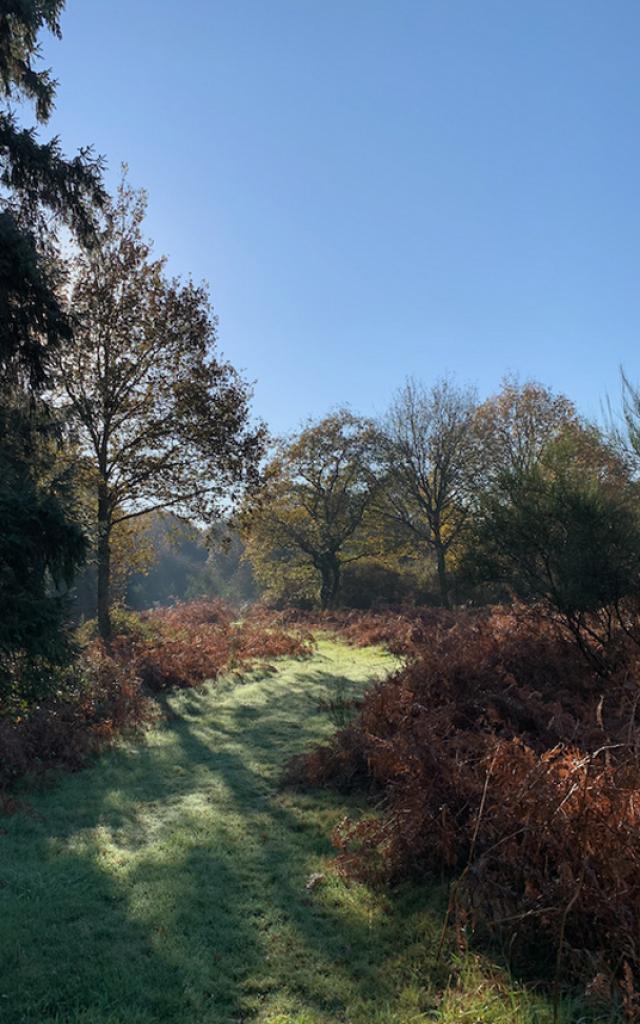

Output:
xmin=0 ymin=1 xmax=103 ymax=701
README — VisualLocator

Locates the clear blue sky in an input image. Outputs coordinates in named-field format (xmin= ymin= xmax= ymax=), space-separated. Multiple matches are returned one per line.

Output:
xmin=42 ymin=0 xmax=640 ymax=433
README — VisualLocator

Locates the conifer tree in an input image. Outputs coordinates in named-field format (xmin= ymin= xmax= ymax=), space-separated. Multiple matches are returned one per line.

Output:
xmin=0 ymin=1 xmax=103 ymax=699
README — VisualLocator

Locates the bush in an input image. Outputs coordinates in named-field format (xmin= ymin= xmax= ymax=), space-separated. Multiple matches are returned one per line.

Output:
xmin=338 ymin=559 xmax=435 ymax=609
xmin=288 ymin=606 xmax=640 ymax=1013
xmin=2 ymin=599 xmax=312 ymax=792
xmin=462 ymin=432 xmax=640 ymax=672
xmin=0 ymin=646 xmax=153 ymax=790
xmin=106 ymin=600 xmax=313 ymax=692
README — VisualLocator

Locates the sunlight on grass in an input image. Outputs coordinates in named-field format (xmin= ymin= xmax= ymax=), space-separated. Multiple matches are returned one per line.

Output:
xmin=0 ymin=640 xmax=616 ymax=1023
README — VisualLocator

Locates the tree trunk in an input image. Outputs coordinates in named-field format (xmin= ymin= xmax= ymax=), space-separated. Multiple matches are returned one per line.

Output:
xmin=319 ymin=554 xmax=341 ymax=610
xmin=435 ymin=539 xmax=451 ymax=609
xmin=97 ymin=486 xmax=112 ymax=642
xmin=328 ymin=557 xmax=341 ymax=610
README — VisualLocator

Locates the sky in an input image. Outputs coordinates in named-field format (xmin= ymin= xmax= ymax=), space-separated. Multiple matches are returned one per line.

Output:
xmin=40 ymin=0 xmax=640 ymax=434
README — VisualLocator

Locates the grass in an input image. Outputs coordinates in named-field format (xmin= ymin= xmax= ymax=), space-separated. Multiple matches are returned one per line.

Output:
xmin=0 ymin=638 xmax=619 ymax=1023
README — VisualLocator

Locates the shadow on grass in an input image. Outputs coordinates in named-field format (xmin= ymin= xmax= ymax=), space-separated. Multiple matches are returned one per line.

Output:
xmin=0 ymin=653 xmax=598 ymax=1023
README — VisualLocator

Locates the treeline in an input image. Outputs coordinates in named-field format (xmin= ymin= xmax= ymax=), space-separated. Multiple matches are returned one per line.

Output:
xmin=240 ymin=376 xmax=640 ymax=629
xmin=73 ymin=514 xmax=257 ymax=618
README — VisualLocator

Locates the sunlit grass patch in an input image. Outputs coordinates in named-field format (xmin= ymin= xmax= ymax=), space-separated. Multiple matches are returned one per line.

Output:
xmin=0 ymin=640 xmax=616 ymax=1023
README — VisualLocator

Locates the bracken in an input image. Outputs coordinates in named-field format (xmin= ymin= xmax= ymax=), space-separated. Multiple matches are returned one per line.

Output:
xmin=287 ymin=606 xmax=640 ymax=1017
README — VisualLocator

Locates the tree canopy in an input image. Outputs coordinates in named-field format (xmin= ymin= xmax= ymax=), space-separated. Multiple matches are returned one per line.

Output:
xmin=241 ymin=410 xmax=379 ymax=609
xmin=374 ymin=377 xmax=482 ymax=607
xmin=0 ymin=0 xmax=103 ymax=386
xmin=55 ymin=176 xmax=266 ymax=638
xmin=0 ymin=0 xmax=103 ymax=697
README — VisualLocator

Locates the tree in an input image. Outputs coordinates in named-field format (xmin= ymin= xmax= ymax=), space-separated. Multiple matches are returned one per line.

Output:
xmin=0 ymin=398 xmax=87 ymax=702
xmin=241 ymin=411 xmax=379 ymax=609
xmin=0 ymin=1 xmax=103 ymax=385
xmin=612 ymin=370 xmax=640 ymax=479
xmin=120 ymin=516 xmax=258 ymax=610
xmin=55 ymin=177 xmax=266 ymax=640
xmin=463 ymin=427 xmax=640 ymax=672
xmin=0 ymin=2 xmax=103 ymax=699
xmin=375 ymin=377 xmax=481 ymax=608
xmin=475 ymin=376 xmax=577 ymax=481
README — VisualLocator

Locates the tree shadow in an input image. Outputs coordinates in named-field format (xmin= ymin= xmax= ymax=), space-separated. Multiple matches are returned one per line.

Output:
xmin=0 ymin=656 xmax=567 ymax=1023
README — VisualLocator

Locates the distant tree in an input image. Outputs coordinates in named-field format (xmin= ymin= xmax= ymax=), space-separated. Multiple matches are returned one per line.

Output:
xmin=475 ymin=376 xmax=577 ymax=481
xmin=55 ymin=177 xmax=266 ymax=640
xmin=122 ymin=515 xmax=206 ymax=610
xmin=463 ymin=427 xmax=640 ymax=671
xmin=375 ymin=377 xmax=482 ymax=608
xmin=241 ymin=411 xmax=379 ymax=609
xmin=118 ymin=515 xmax=257 ymax=610
xmin=0 ymin=1 xmax=103 ymax=699
xmin=200 ymin=523 xmax=259 ymax=604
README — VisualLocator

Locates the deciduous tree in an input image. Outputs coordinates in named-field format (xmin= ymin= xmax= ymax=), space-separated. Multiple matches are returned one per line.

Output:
xmin=475 ymin=376 xmax=577 ymax=481
xmin=375 ymin=377 xmax=481 ymax=607
xmin=242 ymin=411 xmax=379 ymax=609
xmin=56 ymin=177 xmax=266 ymax=640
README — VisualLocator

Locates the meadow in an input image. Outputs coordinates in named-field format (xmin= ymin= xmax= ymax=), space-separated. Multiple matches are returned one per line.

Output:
xmin=0 ymin=636 xmax=609 ymax=1024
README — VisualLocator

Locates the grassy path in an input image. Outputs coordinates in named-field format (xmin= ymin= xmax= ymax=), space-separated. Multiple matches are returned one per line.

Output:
xmin=0 ymin=640 xmax=601 ymax=1024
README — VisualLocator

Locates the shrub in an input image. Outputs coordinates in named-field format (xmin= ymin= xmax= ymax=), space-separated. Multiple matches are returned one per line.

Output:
xmin=106 ymin=600 xmax=313 ymax=692
xmin=462 ymin=430 xmax=640 ymax=674
xmin=0 ymin=646 xmax=153 ymax=790
xmin=288 ymin=606 xmax=640 ymax=1013
xmin=2 ymin=600 xmax=312 ymax=792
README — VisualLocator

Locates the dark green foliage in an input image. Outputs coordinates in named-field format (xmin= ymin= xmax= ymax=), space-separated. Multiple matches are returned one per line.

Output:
xmin=339 ymin=558 xmax=433 ymax=609
xmin=468 ymin=465 xmax=640 ymax=615
xmin=0 ymin=2 xmax=103 ymax=228
xmin=0 ymin=210 xmax=69 ymax=386
xmin=0 ymin=1 xmax=103 ymax=383
xmin=462 ymin=431 xmax=640 ymax=669
xmin=0 ymin=2 xmax=64 ymax=120
xmin=0 ymin=400 xmax=86 ymax=704
xmin=0 ymin=1 xmax=103 ymax=705
xmin=0 ymin=110 xmax=102 ymax=237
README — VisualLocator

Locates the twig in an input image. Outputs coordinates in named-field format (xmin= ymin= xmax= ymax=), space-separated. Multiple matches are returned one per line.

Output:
xmin=435 ymin=747 xmax=497 ymax=963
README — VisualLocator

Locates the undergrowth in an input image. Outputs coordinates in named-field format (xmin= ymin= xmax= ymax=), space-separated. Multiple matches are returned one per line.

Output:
xmin=1 ymin=600 xmax=312 ymax=791
xmin=0 ymin=640 xmax=607 ymax=1023
xmin=116 ymin=599 xmax=313 ymax=691
xmin=288 ymin=605 xmax=640 ymax=1018
xmin=0 ymin=645 xmax=153 ymax=795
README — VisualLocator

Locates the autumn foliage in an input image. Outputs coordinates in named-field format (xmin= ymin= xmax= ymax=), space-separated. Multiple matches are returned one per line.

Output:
xmin=1 ymin=601 xmax=311 ymax=792
xmin=109 ymin=599 xmax=312 ymax=692
xmin=0 ymin=646 xmax=153 ymax=792
xmin=276 ymin=605 xmax=453 ymax=652
xmin=288 ymin=606 xmax=640 ymax=1014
